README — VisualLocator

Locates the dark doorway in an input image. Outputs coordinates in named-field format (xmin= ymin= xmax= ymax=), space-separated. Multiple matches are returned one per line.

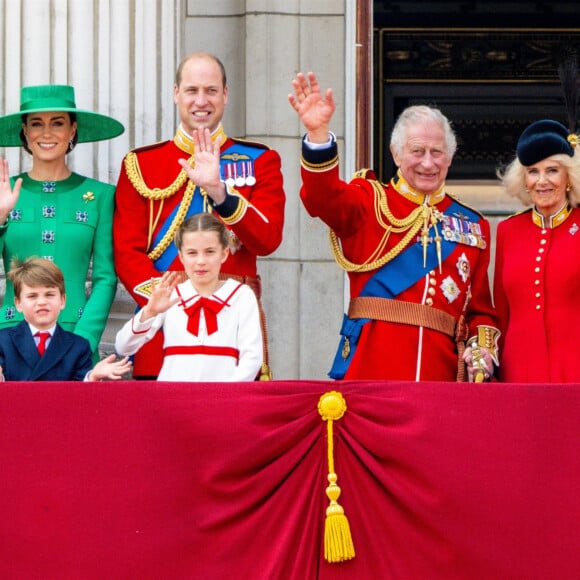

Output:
xmin=373 ymin=2 xmax=579 ymax=181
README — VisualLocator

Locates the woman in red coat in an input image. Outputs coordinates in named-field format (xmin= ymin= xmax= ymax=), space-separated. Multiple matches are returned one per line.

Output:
xmin=495 ymin=120 xmax=580 ymax=382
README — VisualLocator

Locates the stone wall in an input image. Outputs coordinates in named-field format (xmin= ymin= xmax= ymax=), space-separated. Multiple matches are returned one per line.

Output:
xmin=0 ymin=1 xmax=521 ymax=380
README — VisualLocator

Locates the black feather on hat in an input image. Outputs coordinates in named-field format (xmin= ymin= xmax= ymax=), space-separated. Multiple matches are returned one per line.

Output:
xmin=557 ymin=45 xmax=579 ymax=134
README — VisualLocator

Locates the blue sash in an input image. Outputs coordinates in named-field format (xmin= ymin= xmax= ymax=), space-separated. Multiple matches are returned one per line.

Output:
xmin=152 ymin=187 xmax=204 ymax=271
xmin=329 ymin=199 xmax=480 ymax=378
xmin=151 ymin=142 xmax=267 ymax=271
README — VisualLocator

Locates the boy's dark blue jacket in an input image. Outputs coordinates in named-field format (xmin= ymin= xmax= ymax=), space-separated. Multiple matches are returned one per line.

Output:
xmin=0 ymin=321 xmax=92 ymax=381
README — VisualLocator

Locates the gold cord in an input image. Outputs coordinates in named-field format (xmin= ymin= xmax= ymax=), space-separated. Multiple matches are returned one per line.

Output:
xmin=147 ymin=181 xmax=198 ymax=261
xmin=124 ymin=151 xmax=194 ymax=200
xmin=329 ymin=180 xmax=429 ymax=272
xmin=124 ymin=149 xmax=202 ymax=261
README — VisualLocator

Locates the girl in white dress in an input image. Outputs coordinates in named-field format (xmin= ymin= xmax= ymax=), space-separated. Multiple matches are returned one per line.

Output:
xmin=115 ymin=213 xmax=263 ymax=381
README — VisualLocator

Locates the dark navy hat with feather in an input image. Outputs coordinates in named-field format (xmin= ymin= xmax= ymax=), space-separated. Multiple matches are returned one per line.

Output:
xmin=516 ymin=119 xmax=576 ymax=166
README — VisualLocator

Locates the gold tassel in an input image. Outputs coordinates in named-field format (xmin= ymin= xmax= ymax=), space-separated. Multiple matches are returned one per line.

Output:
xmin=318 ymin=391 xmax=355 ymax=563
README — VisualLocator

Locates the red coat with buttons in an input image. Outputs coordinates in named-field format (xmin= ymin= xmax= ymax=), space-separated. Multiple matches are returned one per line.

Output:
xmin=494 ymin=207 xmax=580 ymax=382
xmin=300 ymin=162 xmax=497 ymax=381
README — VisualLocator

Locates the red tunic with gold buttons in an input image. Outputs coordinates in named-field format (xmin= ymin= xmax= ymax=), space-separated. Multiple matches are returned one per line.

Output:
xmin=113 ymin=125 xmax=285 ymax=377
xmin=494 ymin=205 xmax=580 ymax=382
xmin=300 ymin=140 xmax=497 ymax=382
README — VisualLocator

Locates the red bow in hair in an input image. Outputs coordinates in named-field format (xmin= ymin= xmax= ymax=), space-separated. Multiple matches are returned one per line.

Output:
xmin=184 ymin=297 xmax=225 ymax=336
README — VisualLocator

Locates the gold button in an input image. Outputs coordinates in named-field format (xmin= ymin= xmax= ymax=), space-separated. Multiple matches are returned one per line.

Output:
xmin=428 ymin=287 xmax=436 ymax=296
xmin=426 ymin=298 xmax=433 ymax=306
xmin=429 ymin=270 xmax=436 ymax=276
xmin=540 ymin=239 xmax=547 ymax=245
xmin=536 ymin=305 xmax=541 ymax=310
xmin=536 ymin=256 xmax=542 ymax=262
xmin=541 ymin=229 xmax=547 ymax=234
xmin=534 ymin=267 xmax=540 ymax=272
xmin=535 ymin=292 xmax=541 ymax=298
xmin=538 ymin=248 xmax=544 ymax=254
xmin=534 ymin=280 xmax=540 ymax=285
xmin=429 ymin=278 xmax=436 ymax=286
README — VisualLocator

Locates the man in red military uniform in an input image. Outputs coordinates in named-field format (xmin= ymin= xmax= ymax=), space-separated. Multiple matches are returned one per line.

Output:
xmin=289 ymin=72 xmax=498 ymax=381
xmin=114 ymin=53 xmax=285 ymax=379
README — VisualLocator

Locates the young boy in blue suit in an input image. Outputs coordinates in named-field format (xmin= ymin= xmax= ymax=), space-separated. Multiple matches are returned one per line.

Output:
xmin=0 ymin=257 xmax=131 ymax=381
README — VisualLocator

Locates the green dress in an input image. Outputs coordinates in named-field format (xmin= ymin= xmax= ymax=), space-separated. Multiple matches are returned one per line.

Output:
xmin=0 ymin=172 xmax=117 ymax=358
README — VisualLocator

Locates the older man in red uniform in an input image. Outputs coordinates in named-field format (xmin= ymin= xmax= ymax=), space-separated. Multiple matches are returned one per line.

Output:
xmin=114 ymin=53 xmax=285 ymax=379
xmin=289 ymin=72 xmax=498 ymax=381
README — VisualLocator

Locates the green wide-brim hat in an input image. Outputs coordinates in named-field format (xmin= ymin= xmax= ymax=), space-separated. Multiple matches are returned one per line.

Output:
xmin=0 ymin=84 xmax=124 ymax=147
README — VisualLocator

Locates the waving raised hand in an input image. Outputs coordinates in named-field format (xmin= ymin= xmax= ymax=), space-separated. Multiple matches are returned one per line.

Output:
xmin=288 ymin=72 xmax=336 ymax=142
xmin=140 ymin=271 xmax=181 ymax=321
xmin=178 ymin=128 xmax=226 ymax=205
xmin=0 ymin=159 xmax=22 ymax=224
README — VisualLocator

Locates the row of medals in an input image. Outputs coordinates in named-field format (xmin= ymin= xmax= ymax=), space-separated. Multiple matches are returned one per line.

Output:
xmin=223 ymin=161 xmax=256 ymax=187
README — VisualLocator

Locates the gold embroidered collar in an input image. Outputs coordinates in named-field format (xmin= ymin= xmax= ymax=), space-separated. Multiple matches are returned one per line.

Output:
xmin=390 ymin=169 xmax=446 ymax=205
xmin=532 ymin=202 xmax=572 ymax=229
xmin=173 ymin=123 xmax=228 ymax=154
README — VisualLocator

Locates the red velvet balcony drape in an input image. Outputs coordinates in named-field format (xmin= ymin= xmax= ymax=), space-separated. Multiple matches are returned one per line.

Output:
xmin=1 ymin=380 xmax=579 ymax=579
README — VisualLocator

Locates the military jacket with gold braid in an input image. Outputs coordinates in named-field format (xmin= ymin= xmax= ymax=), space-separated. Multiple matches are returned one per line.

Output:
xmin=113 ymin=127 xmax=285 ymax=377
xmin=300 ymin=136 xmax=499 ymax=381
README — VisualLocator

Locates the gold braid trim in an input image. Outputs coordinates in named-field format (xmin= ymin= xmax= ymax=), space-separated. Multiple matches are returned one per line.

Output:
xmin=301 ymin=155 xmax=339 ymax=172
xmin=330 ymin=179 xmax=428 ymax=272
xmin=220 ymin=199 xmax=246 ymax=225
xmin=147 ymin=180 xmax=197 ymax=261
xmin=124 ymin=151 xmax=194 ymax=200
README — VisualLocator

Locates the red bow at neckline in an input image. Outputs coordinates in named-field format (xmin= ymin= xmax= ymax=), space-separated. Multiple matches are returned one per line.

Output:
xmin=183 ymin=296 xmax=226 ymax=336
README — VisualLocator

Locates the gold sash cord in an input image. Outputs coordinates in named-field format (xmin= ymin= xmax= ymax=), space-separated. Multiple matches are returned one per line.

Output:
xmin=348 ymin=297 xmax=468 ymax=381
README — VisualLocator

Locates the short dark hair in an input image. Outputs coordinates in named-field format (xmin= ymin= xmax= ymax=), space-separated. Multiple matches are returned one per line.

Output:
xmin=174 ymin=212 xmax=230 ymax=250
xmin=8 ymin=257 xmax=65 ymax=298
xmin=175 ymin=52 xmax=227 ymax=88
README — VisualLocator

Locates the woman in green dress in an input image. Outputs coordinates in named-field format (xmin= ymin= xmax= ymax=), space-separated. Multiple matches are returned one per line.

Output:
xmin=0 ymin=85 xmax=124 ymax=359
